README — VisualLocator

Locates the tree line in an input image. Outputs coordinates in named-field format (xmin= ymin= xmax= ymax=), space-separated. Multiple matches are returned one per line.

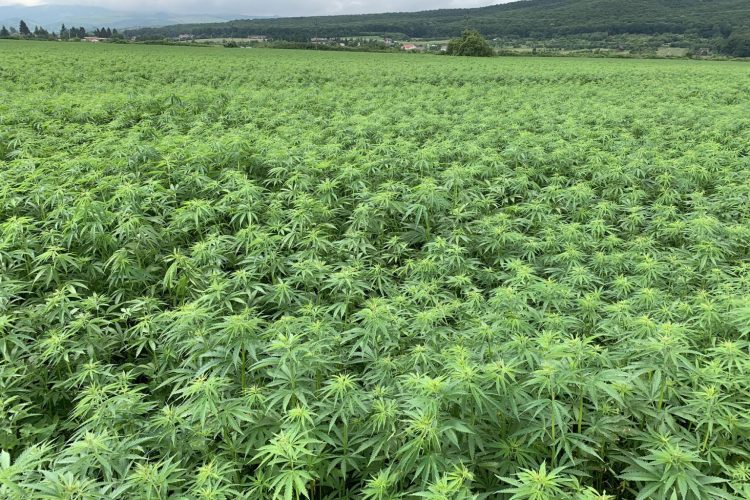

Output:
xmin=0 ymin=21 xmax=121 ymax=40
xmin=125 ymin=0 xmax=750 ymax=42
xmin=122 ymin=0 xmax=750 ymax=57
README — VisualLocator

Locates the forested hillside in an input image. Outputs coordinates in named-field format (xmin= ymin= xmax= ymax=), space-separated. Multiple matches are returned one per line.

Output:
xmin=125 ymin=0 xmax=749 ymax=42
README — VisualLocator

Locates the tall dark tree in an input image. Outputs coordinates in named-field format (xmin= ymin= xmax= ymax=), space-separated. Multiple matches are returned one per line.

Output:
xmin=19 ymin=19 xmax=31 ymax=37
xmin=61 ymin=23 xmax=69 ymax=39
xmin=0 ymin=25 xmax=9 ymax=38
xmin=33 ymin=26 xmax=49 ymax=38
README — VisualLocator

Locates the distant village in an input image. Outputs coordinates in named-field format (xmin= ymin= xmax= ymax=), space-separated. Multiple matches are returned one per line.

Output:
xmin=0 ymin=22 xmax=450 ymax=53
xmin=175 ymin=33 xmax=449 ymax=52
xmin=307 ymin=36 xmax=447 ymax=52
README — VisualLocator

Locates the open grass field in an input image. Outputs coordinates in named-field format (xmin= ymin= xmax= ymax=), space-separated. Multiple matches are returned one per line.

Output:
xmin=2 ymin=40 xmax=750 ymax=498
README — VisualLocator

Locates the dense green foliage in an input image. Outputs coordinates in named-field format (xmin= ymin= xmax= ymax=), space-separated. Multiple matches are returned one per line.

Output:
xmin=2 ymin=40 xmax=750 ymax=498
xmin=722 ymin=31 xmax=750 ymax=56
xmin=447 ymin=30 xmax=494 ymax=57
xmin=125 ymin=0 xmax=749 ymax=44
xmin=18 ymin=19 xmax=30 ymax=36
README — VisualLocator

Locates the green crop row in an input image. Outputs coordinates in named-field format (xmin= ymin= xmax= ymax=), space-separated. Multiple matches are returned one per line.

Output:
xmin=1 ymin=40 xmax=750 ymax=498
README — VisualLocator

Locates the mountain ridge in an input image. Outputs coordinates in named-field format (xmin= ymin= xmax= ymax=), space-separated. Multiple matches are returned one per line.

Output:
xmin=121 ymin=0 xmax=750 ymax=41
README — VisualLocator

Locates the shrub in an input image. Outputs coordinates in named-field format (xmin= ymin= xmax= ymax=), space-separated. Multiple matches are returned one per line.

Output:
xmin=447 ymin=29 xmax=494 ymax=57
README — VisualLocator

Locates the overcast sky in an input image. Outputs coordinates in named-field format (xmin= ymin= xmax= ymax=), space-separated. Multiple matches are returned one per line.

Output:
xmin=0 ymin=0 xmax=504 ymax=16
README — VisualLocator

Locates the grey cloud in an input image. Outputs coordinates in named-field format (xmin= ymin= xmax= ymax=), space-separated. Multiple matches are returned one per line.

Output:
xmin=0 ymin=0 xmax=502 ymax=16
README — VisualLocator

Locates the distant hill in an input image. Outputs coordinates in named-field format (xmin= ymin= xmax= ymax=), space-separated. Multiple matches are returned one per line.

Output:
xmin=0 ymin=4 xmax=266 ymax=31
xmin=123 ymin=0 xmax=750 ymax=42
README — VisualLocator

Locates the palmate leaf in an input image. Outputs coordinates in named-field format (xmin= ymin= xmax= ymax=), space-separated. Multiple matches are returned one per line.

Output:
xmin=729 ymin=301 xmax=750 ymax=336
xmin=498 ymin=462 xmax=578 ymax=500
xmin=267 ymin=468 xmax=316 ymax=500
xmin=619 ymin=450 xmax=731 ymax=500
xmin=0 ymin=443 xmax=52 ymax=496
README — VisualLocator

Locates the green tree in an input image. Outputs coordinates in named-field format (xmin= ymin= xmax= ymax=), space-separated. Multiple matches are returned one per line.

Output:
xmin=722 ymin=31 xmax=750 ymax=57
xmin=33 ymin=26 xmax=49 ymax=39
xmin=447 ymin=29 xmax=494 ymax=57
xmin=0 ymin=25 xmax=9 ymax=38
xmin=19 ymin=19 xmax=31 ymax=37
